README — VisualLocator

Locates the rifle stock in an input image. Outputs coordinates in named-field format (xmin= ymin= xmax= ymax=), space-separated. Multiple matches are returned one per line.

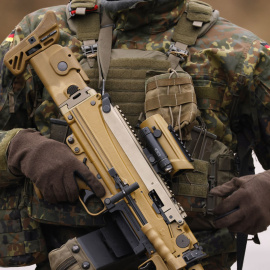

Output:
xmin=4 ymin=11 xmax=205 ymax=270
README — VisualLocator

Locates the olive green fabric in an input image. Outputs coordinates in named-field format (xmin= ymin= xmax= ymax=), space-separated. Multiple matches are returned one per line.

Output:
xmin=173 ymin=159 xmax=209 ymax=198
xmin=70 ymin=0 xmax=97 ymax=10
xmin=66 ymin=4 xmax=100 ymax=41
xmin=49 ymin=238 xmax=95 ymax=270
xmin=173 ymin=130 xmax=238 ymax=216
xmin=0 ymin=128 xmax=22 ymax=171
xmin=81 ymin=49 xmax=172 ymax=128
xmin=187 ymin=0 xmax=213 ymax=22
xmin=172 ymin=0 xmax=213 ymax=45
xmin=0 ymin=129 xmax=24 ymax=188
xmin=145 ymin=70 xmax=199 ymax=138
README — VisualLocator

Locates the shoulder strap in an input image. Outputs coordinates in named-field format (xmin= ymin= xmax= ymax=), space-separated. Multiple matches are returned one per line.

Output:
xmin=173 ymin=0 xmax=218 ymax=46
xmin=67 ymin=0 xmax=114 ymax=90
xmin=168 ymin=0 xmax=219 ymax=69
xmin=66 ymin=0 xmax=101 ymax=70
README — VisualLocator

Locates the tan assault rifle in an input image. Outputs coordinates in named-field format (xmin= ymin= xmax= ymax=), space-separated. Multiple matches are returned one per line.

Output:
xmin=4 ymin=11 xmax=206 ymax=270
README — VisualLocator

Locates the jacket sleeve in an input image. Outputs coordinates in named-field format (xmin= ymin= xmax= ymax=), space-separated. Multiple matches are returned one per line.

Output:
xmin=0 ymin=16 xmax=37 ymax=186
xmin=242 ymin=39 xmax=270 ymax=170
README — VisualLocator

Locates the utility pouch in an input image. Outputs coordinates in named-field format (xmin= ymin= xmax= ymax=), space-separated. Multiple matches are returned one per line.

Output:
xmin=144 ymin=70 xmax=199 ymax=139
xmin=172 ymin=126 xmax=238 ymax=219
xmin=49 ymin=238 xmax=96 ymax=270
xmin=0 ymin=181 xmax=47 ymax=266
xmin=207 ymin=140 xmax=238 ymax=215
xmin=49 ymin=212 xmax=147 ymax=270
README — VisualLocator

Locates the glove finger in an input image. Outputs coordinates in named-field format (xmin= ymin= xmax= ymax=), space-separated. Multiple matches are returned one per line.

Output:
xmin=213 ymin=187 xmax=246 ymax=215
xmin=65 ymin=173 xmax=80 ymax=203
xmin=210 ymin=178 xmax=239 ymax=197
xmin=41 ymin=184 xmax=59 ymax=204
xmin=74 ymin=169 xmax=105 ymax=198
xmin=214 ymin=206 xmax=244 ymax=230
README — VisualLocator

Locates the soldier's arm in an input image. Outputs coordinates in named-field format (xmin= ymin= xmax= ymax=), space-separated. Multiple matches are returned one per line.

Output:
xmin=211 ymin=39 xmax=270 ymax=235
xmin=249 ymin=40 xmax=270 ymax=170
xmin=0 ymin=7 xmax=67 ymax=187
xmin=0 ymin=21 xmax=35 ymax=186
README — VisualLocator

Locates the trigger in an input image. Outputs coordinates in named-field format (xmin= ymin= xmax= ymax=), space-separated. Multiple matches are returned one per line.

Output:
xmin=80 ymin=189 xmax=95 ymax=204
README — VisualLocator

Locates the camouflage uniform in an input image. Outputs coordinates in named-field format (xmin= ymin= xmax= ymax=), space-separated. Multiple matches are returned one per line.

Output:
xmin=0 ymin=0 xmax=270 ymax=269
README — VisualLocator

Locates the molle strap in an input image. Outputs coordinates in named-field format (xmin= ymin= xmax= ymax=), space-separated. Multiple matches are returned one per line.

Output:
xmin=50 ymin=118 xmax=70 ymax=143
xmin=66 ymin=1 xmax=100 ymax=41
xmin=146 ymin=76 xmax=192 ymax=92
xmin=168 ymin=1 xmax=218 ymax=70
xmin=172 ymin=0 xmax=213 ymax=46
xmin=145 ymin=92 xmax=195 ymax=112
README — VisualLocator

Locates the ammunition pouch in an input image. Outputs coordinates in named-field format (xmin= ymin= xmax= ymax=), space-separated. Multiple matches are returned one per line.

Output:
xmin=48 ymin=213 xmax=147 ymax=270
xmin=49 ymin=237 xmax=142 ymax=270
xmin=0 ymin=181 xmax=47 ymax=267
xmin=49 ymin=238 xmax=96 ymax=270
xmin=145 ymin=70 xmax=199 ymax=140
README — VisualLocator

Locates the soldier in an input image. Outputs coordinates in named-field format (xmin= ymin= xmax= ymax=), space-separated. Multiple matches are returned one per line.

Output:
xmin=0 ymin=0 xmax=270 ymax=269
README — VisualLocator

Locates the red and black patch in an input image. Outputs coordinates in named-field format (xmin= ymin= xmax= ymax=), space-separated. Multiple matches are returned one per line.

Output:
xmin=261 ymin=42 xmax=270 ymax=50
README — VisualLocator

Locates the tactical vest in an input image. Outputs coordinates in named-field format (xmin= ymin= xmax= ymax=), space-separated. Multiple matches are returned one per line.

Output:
xmin=66 ymin=0 xmax=236 ymax=217
xmin=63 ymin=0 xmax=238 ymax=266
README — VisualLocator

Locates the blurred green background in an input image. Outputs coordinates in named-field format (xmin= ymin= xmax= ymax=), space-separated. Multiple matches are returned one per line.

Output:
xmin=0 ymin=0 xmax=269 ymax=43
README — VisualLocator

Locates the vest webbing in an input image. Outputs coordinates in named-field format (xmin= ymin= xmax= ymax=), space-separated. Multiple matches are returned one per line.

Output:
xmin=67 ymin=0 xmax=100 ymax=41
xmin=173 ymin=0 xmax=213 ymax=46
xmin=169 ymin=0 xmax=219 ymax=70
xmin=68 ymin=0 xmax=219 ymax=50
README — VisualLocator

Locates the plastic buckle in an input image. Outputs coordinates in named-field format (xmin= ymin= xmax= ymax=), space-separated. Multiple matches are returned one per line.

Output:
xmin=68 ymin=2 xmax=75 ymax=17
xmin=167 ymin=44 xmax=189 ymax=62
xmin=81 ymin=43 xmax=98 ymax=57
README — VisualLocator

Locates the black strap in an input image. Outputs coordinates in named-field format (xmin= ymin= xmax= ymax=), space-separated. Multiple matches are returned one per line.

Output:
xmin=236 ymin=132 xmax=255 ymax=270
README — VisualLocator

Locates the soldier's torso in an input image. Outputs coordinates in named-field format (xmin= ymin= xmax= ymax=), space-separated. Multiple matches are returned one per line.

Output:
xmin=1 ymin=3 xmax=259 ymax=267
xmin=4 ymin=5 xmax=256 ymax=150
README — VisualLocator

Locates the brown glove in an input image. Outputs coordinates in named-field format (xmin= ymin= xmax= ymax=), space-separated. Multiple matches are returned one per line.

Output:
xmin=7 ymin=129 xmax=105 ymax=204
xmin=210 ymin=171 xmax=270 ymax=235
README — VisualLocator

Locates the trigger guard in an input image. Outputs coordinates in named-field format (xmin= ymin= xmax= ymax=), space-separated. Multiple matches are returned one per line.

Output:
xmin=80 ymin=189 xmax=95 ymax=204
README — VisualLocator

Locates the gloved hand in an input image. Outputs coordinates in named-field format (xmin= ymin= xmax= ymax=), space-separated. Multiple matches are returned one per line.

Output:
xmin=7 ymin=129 xmax=105 ymax=204
xmin=210 ymin=171 xmax=270 ymax=235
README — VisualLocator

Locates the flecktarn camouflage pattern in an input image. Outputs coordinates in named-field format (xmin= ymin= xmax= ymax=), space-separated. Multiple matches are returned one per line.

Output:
xmin=0 ymin=182 xmax=47 ymax=266
xmin=0 ymin=0 xmax=270 ymax=269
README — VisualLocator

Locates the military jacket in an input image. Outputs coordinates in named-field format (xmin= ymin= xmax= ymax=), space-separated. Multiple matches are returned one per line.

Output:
xmin=0 ymin=1 xmax=270 ymax=268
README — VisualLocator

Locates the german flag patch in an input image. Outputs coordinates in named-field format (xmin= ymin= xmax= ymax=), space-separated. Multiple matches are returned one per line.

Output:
xmin=261 ymin=42 xmax=270 ymax=50
xmin=5 ymin=31 xmax=15 ymax=42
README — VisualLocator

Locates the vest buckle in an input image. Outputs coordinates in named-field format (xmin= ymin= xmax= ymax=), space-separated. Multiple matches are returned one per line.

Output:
xmin=81 ymin=43 xmax=98 ymax=58
xmin=167 ymin=44 xmax=189 ymax=62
